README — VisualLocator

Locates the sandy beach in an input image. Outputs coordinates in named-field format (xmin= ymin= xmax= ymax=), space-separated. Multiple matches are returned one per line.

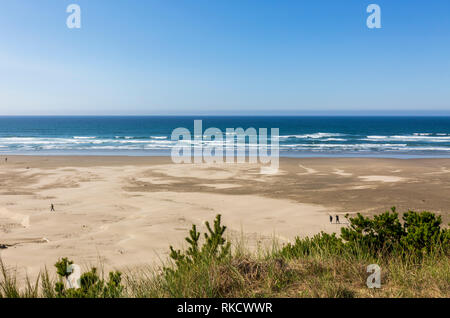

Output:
xmin=1 ymin=156 xmax=449 ymax=279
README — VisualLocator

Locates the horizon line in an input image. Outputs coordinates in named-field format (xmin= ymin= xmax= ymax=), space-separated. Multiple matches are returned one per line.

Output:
xmin=1 ymin=113 xmax=450 ymax=117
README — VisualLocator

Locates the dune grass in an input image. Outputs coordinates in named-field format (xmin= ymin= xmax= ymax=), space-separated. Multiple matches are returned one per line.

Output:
xmin=0 ymin=210 xmax=449 ymax=298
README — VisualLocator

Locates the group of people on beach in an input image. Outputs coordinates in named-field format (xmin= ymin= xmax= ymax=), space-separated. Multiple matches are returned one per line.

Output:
xmin=329 ymin=215 xmax=340 ymax=224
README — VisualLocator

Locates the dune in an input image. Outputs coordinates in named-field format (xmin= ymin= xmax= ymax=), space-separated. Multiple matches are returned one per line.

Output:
xmin=0 ymin=156 xmax=449 ymax=283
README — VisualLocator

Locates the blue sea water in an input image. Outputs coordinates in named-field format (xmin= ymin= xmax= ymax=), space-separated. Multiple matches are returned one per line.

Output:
xmin=1 ymin=116 xmax=450 ymax=158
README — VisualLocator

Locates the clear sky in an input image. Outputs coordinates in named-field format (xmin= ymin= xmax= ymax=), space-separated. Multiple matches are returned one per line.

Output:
xmin=0 ymin=0 xmax=449 ymax=115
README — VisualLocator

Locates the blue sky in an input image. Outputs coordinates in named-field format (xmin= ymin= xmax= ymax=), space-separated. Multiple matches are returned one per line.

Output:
xmin=0 ymin=0 xmax=449 ymax=115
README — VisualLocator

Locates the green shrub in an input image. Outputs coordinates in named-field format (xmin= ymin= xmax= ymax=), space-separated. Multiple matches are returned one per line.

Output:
xmin=341 ymin=207 xmax=404 ymax=254
xmin=401 ymin=211 xmax=449 ymax=253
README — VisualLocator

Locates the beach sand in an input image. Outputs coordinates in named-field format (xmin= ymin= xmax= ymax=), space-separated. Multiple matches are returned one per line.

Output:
xmin=1 ymin=156 xmax=449 ymax=280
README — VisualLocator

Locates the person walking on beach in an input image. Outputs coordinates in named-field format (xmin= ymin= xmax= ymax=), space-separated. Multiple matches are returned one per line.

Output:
xmin=4 ymin=157 xmax=7 ymax=163
xmin=50 ymin=204 xmax=55 ymax=212
xmin=329 ymin=215 xmax=333 ymax=223
xmin=335 ymin=215 xmax=340 ymax=224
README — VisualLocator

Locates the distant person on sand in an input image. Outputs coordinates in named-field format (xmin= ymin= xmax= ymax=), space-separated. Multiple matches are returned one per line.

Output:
xmin=4 ymin=157 xmax=7 ymax=163
xmin=329 ymin=215 xmax=333 ymax=223
xmin=50 ymin=204 xmax=55 ymax=212
xmin=336 ymin=215 xmax=340 ymax=224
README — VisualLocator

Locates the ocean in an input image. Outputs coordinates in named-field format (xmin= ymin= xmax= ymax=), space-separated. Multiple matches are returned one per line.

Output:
xmin=1 ymin=116 xmax=450 ymax=158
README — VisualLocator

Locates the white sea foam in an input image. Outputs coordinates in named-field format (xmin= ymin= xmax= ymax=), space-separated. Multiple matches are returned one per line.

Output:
xmin=2 ymin=133 xmax=450 ymax=154
xmin=150 ymin=136 xmax=168 ymax=139
xmin=366 ymin=135 xmax=386 ymax=139
xmin=321 ymin=138 xmax=347 ymax=141
xmin=278 ymin=133 xmax=345 ymax=140
xmin=366 ymin=135 xmax=450 ymax=142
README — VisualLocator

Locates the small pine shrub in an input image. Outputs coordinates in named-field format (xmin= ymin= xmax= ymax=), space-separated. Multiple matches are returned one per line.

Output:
xmin=167 ymin=214 xmax=231 ymax=271
xmin=160 ymin=214 xmax=233 ymax=297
